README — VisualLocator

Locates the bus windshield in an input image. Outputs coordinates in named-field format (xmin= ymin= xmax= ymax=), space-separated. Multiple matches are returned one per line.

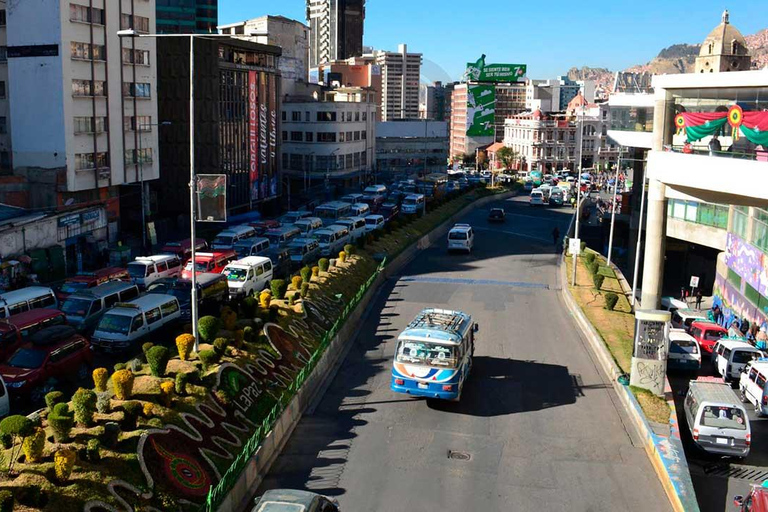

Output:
xmin=396 ymin=339 xmax=457 ymax=368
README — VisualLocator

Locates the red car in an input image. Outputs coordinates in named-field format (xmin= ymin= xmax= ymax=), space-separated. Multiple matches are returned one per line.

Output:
xmin=734 ymin=485 xmax=768 ymax=511
xmin=6 ymin=308 xmax=67 ymax=341
xmin=0 ymin=325 xmax=92 ymax=403
xmin=180 ymin=251 xmax=237 ymax=279
xmin=0 ymin=323 xmax=22 ymax=363
xmin=689 ymin=320 xmax=728 ymax=354
xmin=57 ymin=267 xmax=130 ymax=300
xmin=160 ymin=238 xmax=209 ymax=266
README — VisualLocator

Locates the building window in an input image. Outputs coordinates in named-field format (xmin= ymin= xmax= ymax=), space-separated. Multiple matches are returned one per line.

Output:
xmin=305 ymin=111 xmax=310 ymax=122
xmin=290 ymin=131 xmax=303 ymax=142
xmin=282 ymin=131 xmax=287 ymax=141
xmin=122 ymin=48 xmax=150 ymax=65
xmin=0 ymin=151 xmax=9 ymax=170
xmin=289 ymin=154 xmax=302 ymax=170
xmin=69 ymin=4 xmax=104 ymax=25
xmin=317 ymin=112 xmax=337 ymax=122
xmin=75 ymin=152 xmax=109 ymax=171
xmin=72 ymin=79 xmax=106 ymax=97
xmin=124 ymin=148 xmax=152 ymax=166
xmin=362 ymin=111 xmax=367 ymax=121
xmin=291 ymin=111 xmax=301 ymax=122
xmin=0 ymin=47 xmax=6 ymax=63
xmin=0 ymin=10 xmax=6 ymax=27
xmin=317 ymin=132 xmax=336 ymax=142
xmin=733 ymin=206 xmax=749 ymax=239
xmin=354 ymin=131 xmax=360 ymax=141
xmin=0 ymin=117 xmax=6 ymax=134
xmin=281 ymin=111 xmax=286 ymax=121
xmin=122 ymin=82 xmax=151 ymax=98
xmin=752 ymin=208 xmax=768 ymax=253
xmin=339 ymin=132 xmax=345 ymax=143
xmin=71 ymin=42 xmax=106 ymax=61
xmin=281 ymin=152 xmax=289 ymax=169
xmin=0 ymin=81 xmax=5 ymax=99
xmin=361 ymin=130 xmax=366 ymax=140
xmin=305 ymin=132 xmax=313 ymax=142
xmin=121 ymin=14 xmax=149 ymax=33
xmin=74 ymin=116 xmax=107 ymax=134
xmin=124 ymin=116 xmax=152 ymax=132
xmin=355 ymin=112 xmax=360 ymax=122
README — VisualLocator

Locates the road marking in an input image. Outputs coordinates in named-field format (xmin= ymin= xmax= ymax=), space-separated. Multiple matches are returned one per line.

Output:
xmin=471 ymin=226 xmax=552 ymax=244
xmin=399 ymin=275 xmax=550 ymax=290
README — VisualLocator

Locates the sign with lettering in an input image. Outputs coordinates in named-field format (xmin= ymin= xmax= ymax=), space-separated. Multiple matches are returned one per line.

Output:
xmin=58 ymin=213 xmax=81 ymax=228
xmin=690 ymin=276 xmax=700 ymax=288
xmin=630 ymin=310 xmax=671 ymax=396
xmin=248 ymin=70 xmax=259 ymax=202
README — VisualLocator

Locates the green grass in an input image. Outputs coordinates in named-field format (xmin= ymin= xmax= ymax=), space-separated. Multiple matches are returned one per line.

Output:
xmin=597 ymin=265 xmax=616 ymax=278
xmin=630 ymin=386 xmax=671 ymax=424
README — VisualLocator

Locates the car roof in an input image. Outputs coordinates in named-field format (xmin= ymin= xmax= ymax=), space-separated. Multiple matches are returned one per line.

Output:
xmin=691 ymin=320 xmax=726 ymax=330
xmin=254 ymin=489 xmax=318 ymax=508
xmin=68 ymin=280 xmax=136 ymax=299
xmin=0 ymin=287 xmax=55 ymax=302
xmin=675 ymin=309 xmax=707 ymax=319
xmin=28 ymin=325 xmax=79 ymax=347
xmin=107 ymin=294 xmax=178 ymax=315
xmin=669 ymin=330 xmax=696 ymax=342
xmin=234 ymin=237 xmax=269 ymax=247
xmin=228 ymin=256 xmax=271 ymax=267
xmin=716 ymin=337 xmax=759 ymax=350
xmin=6 ymin=308 xmax=64 ymax=326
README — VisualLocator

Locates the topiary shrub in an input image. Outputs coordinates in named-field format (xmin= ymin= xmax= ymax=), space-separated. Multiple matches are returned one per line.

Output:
xmin=270 ymin=279 xmax=287 ymax=300
xmin=312 ymin=266 xmax=320 ymax=278
xmin=146 ymin=346 xmax=170 ymax=377
xmin=0 ymin=491 xmax=13 ymax=512
xmin=100 ymin=422 xmax=120 ymax=449
xmin=175 ymin=372 xmax=189 ymax=396
xmin=175 ymin=333 xmax=195 ymax=361
xmin=121 ymin=401 xmax=142 ymax=430
xmin=54 ymin=448 xmax=76 ymax=482
xmin=583 ymin=252 xmax=596 ymax=264
xmin=605 ymin=292 xmax=619 ymax=311
xmin=593 ymin=274 xmax=605 ymax=291
xmin=86 ymin=439 xmax=101 ymax=463
xmin=242 ymin=296 xmax=258 ymax=317
xmin=160 ymin=381 xmax=175 ymax=407
xmin=0 ymin=414 xmax=33 ymax=473
xmin=96 ymin=392 xmax=111 ymax=414
xmin=220 ymin=307 xmax=237 ymax=331
xmin=318 ymin=258 xmax=330 ymax=272
xmin=213 ymin=338 xmax=228 ymax=356
xmin=300 ymin=282 xmax=310 ymax=298
xmin=259 ymin=290 xmax=272 ymax=309
xmin=198 ymin=349 xmax=219 ymax=371
xmin=114 ymin=362 xmax=126 ymax=372
xmin=291 ymin=275 xmax=303 ymax=291
xmin=580 ymin=241 xmax=587 ymax=253
xmin=338 ymin=251 xmax=347 ymax=263
xmin=0 ymin=433 xmax=11 ymax=450
xmin=44 ymin=391 xmax=64 ymax=413
xmin=28 ymin=412 xmax=41 ymax=428
xmin=198 ymin=315 xmax=221 ymax=343
xmin=243 ymin=325 xmax=254 ymax=343
xmin=141 ymin=342 xmax=154 ymax=357
xmin=22 ymin=427 xmax=45 ymax=463
xmin=268 ymin=305 xmax=279 ymax=323
xmin=147 ymin=418 xmax=163 ymax=429
xmin=48 ymin=403 xmax=74 ymax=443
xmin=111 ymin=369 xmax=134 ymax=400
xmin=72 ymin=387 xmax=97 ymax=426
xmin=92 ymin=368 xmax=108 ymax=393
xmin=586 ymin=260 xmax=599 ymax=275
xmin=300 ymin=266 xmax=312 ymax=283
xmin=344 ymin=244 xmax=354 ymax=256
xmin=288 ymin=294 xmax=295 ymax=306
xmin=143 ymin=402 xmax=154 ymax=418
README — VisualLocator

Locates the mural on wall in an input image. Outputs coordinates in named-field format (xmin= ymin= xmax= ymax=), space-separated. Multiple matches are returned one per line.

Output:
xmin=725 ymin=232 xmax=768 ymax=298
xmin=84 ymin=294 xmax=343 ymax=512
xmin=713 ymin=273 xmax=768 ymax=332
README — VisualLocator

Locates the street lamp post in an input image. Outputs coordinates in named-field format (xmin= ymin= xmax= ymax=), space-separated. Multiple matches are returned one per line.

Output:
xmin=118 ymin=28 xmax=235 ymax=352
xmin=606 ymin=147 xmax=623 ymax=267
xmin=572 ymin=107 xmax=585 ymax=286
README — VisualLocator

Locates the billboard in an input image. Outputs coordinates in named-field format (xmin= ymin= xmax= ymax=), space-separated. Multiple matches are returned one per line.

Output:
xmin=248 ymin=70 xmax=259 ymax=202
xmin=465 ymin=55 xmax=526 ymax=83
xmin=196 ymin=175 xmax=227 ymax=223
xmin=466 ymin=84 xmax=495 ymax=137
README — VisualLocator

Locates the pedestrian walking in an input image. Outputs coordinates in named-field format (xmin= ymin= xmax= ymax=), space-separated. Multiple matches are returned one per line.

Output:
xmin=708 ymin=135 xmax=722 ymax=156
xmin=695 ymin=289 xmax=703 ymax=309
xmin=551 ymin=226 xmax=560 ymax=246
xmin=757 ymin=327 xmax=768 ymax=350
xmin=680 ymin=286 xmax=686 ymax=303
xmin=728 ymin=320 xmax=743 ymax=339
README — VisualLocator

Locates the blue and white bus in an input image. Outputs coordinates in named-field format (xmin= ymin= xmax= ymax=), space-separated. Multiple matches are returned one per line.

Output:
xmin=391 ymin=308 xmax=476 ymax=401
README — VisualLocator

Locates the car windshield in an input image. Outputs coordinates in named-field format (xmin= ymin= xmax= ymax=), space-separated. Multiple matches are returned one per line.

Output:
xmin=365 ymin=218 xmax=379 ymax=226
xmin=396 ymin=340 xmax=457 ymax=368
xmin=733 ymin=350 xmax=761 ymax=364
xmin=267 ymin=234 xmax=283 ymax=244
xmin=317 ymin=234 xmax=332 ymax=244
xmin=283 ymin=214 xmax=301 ymax=224
xmin=127 ymin=263 xmax=148 ymax=278
xmin=213 ymin=236 xmax=233 ymax=246
xmin=700 ymin=406 xmax=747 ymax=430
xmin=315 ymin=209 xmax=335 ymax=219
xmin=8 ymin=348 xmax=46 ymax=369
xmin=60 ymin=282 xmax=88 ymax=294
xmin=449 ymin=231 xmax=467 ymax=240
xmin=223 ymin=268 xmax=248 ymax=282
xmin=184 ymin=261 xmax=209 ymax=272
xmin=167 ymin=288 xmax=191 ymax=304
xmin=235 ymin=247 xmax=250 ymax=258
xmin=288 ymin=246 xmax=306 ymax=256
xmin=97 ymin=314 xmax=134 ymax=335
xmin=61 ymin=298 xmax=92 ymax=317
xmin=403 ymin=198 xmax=417 ymax=205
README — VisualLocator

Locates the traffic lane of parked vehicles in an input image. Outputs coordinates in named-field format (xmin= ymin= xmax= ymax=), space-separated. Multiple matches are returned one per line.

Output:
xmin=256 ymin=198 xmax=670 ymax=512
xmin=668 ymin=364 xmax=768 ymax=512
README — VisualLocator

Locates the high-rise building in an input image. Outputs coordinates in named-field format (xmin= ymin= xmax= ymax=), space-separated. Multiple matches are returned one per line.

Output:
xmin=307 ymin=0 xmax=366 ymax=69
xmin=419 ymin=81 xmax=447 ymax=121
xmin=314 ymin=56 xmax=382 ymax=120
xmin=375 ymin=44 xmax=422 ymax=121
xmin=157 ymin=0 xmax=218 ymax=34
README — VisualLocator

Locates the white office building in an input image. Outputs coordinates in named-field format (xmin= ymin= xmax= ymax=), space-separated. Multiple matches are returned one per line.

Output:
xmin=374 ymin=44 xmax=422 ymax=121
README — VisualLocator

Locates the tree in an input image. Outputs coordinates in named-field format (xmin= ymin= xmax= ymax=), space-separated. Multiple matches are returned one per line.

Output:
xmin=476 ymin=151 xmax=487 ymax=170
xmin=461 ymin=152 xmax=476 ymax=166
xmin=496 ymin=147 xmax=519 ymax=170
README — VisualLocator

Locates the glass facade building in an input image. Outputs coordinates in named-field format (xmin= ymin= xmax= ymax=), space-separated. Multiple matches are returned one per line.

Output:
xmin=156 ymin=0 xmax=218 ymax=34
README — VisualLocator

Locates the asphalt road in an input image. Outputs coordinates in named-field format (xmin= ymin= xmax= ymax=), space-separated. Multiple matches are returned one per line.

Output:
xmin=256 ymin=196 xmax=671 ymax=512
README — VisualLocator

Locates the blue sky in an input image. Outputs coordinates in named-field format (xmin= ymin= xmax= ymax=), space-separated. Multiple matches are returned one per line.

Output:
xmin=219 ymin=1 xmax=765 ymax=81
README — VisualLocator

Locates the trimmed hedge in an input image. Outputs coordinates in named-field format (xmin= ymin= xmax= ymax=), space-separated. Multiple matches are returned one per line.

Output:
xmin=300 ymin=266 xmax=312 ymax=283
xmin=593 ymin=274 xmax=605 ymax=290
xmin=605 ymin=292 xmax=619 ymax=311
xmin=198 ymin=315 xmax=221 ymax=343
xmin=271 ymin=279 xmax=288 ymax=300
xmin=318 ymin=258 xmax=330 ymax=272
xmin=72 ymin=387 xmax=97 ymax=426
xmin=146 ymin=346 xmax=171 ymax=377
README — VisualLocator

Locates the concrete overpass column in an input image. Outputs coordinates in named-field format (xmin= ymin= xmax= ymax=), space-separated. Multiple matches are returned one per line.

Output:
xmin=641 ymin=178 xmax=667 ymax=308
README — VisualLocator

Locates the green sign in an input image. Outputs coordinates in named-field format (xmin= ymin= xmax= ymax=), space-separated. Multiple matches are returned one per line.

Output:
xmin=466 ymin=55 xmax=526 ymax=83
xmin=466 ymin=84 xmax=495 ymax=137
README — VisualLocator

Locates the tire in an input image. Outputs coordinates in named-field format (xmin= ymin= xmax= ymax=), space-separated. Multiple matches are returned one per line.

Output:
xmin=756 ymin=401 xmax=763 ymax=416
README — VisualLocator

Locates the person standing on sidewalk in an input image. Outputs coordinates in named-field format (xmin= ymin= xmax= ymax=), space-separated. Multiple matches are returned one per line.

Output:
xmin=695 ymin=289 xmax=703 ymax=309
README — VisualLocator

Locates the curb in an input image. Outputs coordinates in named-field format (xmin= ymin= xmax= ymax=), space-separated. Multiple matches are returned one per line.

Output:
xmin=558 ymin=245 xmax=700 ymax=512
xmin=224 ymin=188 xmax=516 ymax=512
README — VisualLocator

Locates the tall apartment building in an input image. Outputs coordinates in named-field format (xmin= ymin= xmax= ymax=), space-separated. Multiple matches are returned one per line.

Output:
xmin=419 ymin=81 xmax=447 ymax=121
xmin=307 ymin=0 xmax=365 ymax=69
xmin=375 ymin=44 xmax=421 ymax=121
xmin=3 ymin=0 xmax=159 ymax=218
xmin=219 ymin=16 xmax=309 ymax=96
xmin=157 ymin=0 xmax=218 ymax=34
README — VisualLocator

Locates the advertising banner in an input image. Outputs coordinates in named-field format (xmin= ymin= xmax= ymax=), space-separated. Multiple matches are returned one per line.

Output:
xmin=248 ymin=70 xmax=259 ymax=202
xmin=268 ymin=73 xmax=278 ymax=199
xmin=466 ymin=84 xmax=496 ymax=137
xmin=465 ymin=55 xmax=526 ymax=83
xmin=259 ymin=71 xmax=268 ymax=201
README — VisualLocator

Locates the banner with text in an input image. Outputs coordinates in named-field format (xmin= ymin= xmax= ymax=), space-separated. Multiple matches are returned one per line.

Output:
xmin=248 ymin=70 xmax=259 ymax=202
xmin=466 ymin=84 xmax=496 ymax=137
xmin=466 ymin=55 xmax=526 ymax=83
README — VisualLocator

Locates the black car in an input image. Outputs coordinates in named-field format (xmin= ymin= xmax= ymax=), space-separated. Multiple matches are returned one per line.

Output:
xmin=488 ymin=208 xmax=506 ymax=222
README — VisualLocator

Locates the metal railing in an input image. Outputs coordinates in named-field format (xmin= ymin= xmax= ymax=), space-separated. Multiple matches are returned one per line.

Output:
xmin=201 ymin=257 xmax=387 ymax=512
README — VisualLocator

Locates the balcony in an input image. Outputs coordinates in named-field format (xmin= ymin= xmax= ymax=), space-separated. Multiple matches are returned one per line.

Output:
xmin=647 ymin=149 xmax=768 ymax=205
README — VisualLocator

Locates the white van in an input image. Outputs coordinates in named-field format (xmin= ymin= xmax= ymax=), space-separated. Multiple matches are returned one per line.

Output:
xmin=222 ymin=256 xmax=273 ymax=299
xmin=280 ymin=211 xmax=312 ymax=225
xmin=739 ymin=359 xmax=768 ymax=416
xmin=712 ymin=338 xmax=764 ymax=381
xmin=91 ymin=294 xmax=181 ymax=352
xmin=233 ymin=237 xmax=270 ymax=259
xmin=61 ymin=281 xmax=141 ymax=334
xmin=671 ymin=309 xmax=708 ymax=331
xmin=293 ymin=217 xmax=324 ymax=236
xmin=212 ymin=225 xmax=257 ymax=250
xmin=363 ymin=215 xmax=385 ymax=233
xmin=530 ymin=189 xmax=545 ymax=206
xmin=684 ymin=379 xmax=751 ymax=458
xmin=661 ymin=297 xmax=689 ymax=315
xmin=447 ymin=224 xmax=475 ymax=253
xmin=332 ymin=217 xmax=366 ymax=242
xmin=350 ymin=203 xmax=370 ymax=217
xmin=314 ymin=226 xmax=350 ymax=257
xmin=667 ymin=329 xmax=701 ymax=372
xmin=127 ymin=254 xmax=181 ymax=290
xmin=363 ymin=184 xmax=387 ymax=195
xmin=401 ymin=194 xmax=426 ymax=215
xmin=0 ymin=287 xmax=58 ymax=318
xmin=287 ymin=238 xmax=321 ymax=266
